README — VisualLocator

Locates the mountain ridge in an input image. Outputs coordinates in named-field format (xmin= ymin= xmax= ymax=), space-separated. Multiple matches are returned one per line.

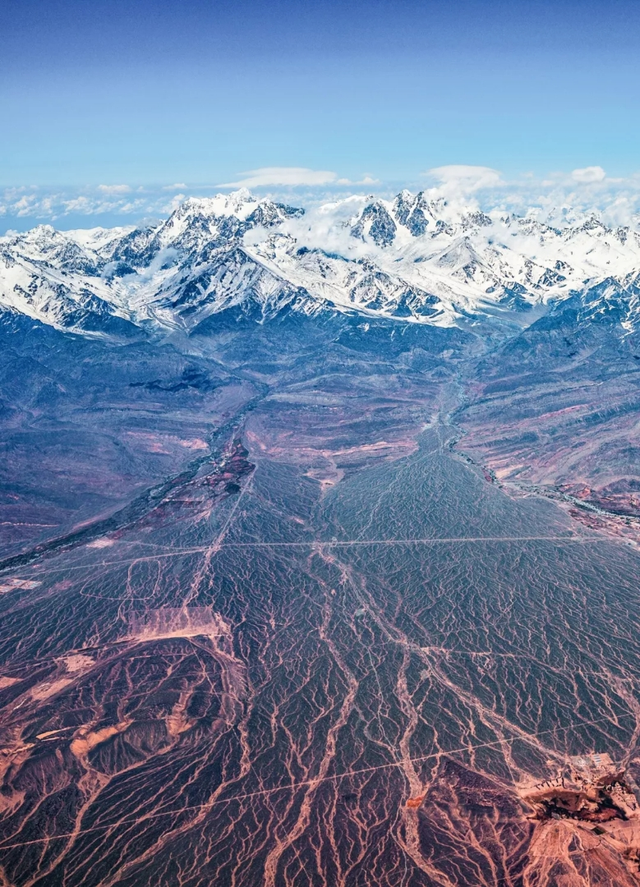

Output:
xmin=2 ymin=189 xmax=640 ymax=338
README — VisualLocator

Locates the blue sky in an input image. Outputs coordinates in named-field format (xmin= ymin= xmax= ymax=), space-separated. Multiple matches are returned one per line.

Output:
xmin=2 ymin=0 xmax=640 ymax=229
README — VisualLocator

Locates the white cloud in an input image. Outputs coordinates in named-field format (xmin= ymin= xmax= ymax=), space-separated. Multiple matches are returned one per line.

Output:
xmin=571 ymin=166 xmax=606 ymax=183
xmin=97 ymin=184 xmax=132 ymax=194
xmin=163 ymin=194 xmax=187 ymax=212
xmin=427 ymin=165 xmax=503 ymax=192
xmin=421 ymin=166 xmax=504 ymax=206
xmin=13 ymin=195 xmax=39 ymax=217
xmin=163 ymin=183 xmax=187 ymax=190
xmin=336 ymin=175 xmax=380 ymax=186
xmin=218 ymin=167 xmax=341 ymax=187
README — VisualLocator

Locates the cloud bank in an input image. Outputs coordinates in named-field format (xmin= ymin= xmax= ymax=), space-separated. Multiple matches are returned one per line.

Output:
xmin=571 ymin=166 xmax=607 ymax=184
xmin=2 ymin=166 xmax=640 ymax=231
xmin=418 ymin=165 xmax=640 ymax=226
xmin=219 ymin=167 xmax=340 ymax=187
xmin=218 ymin=167 xmax=379 ymax=188
xmin=427 ymin=165 xmax=503 ymax=193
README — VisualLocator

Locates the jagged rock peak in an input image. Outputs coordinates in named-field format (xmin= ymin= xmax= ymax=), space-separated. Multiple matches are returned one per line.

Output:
xmin=352 ymin=200 xmax=397 ymax=247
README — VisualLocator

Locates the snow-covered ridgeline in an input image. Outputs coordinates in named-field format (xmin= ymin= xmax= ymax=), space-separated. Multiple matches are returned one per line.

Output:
xmin=1 ymin=188 xmax=640 ymax=335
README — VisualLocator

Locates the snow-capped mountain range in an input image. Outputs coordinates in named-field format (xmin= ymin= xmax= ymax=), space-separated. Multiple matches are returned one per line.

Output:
xmin=2 ymin=188 xmax=640 ymax=337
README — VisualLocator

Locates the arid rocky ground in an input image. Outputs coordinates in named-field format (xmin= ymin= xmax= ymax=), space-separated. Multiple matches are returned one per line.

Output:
xmin=2 ymin=309 xmax=640 ymax=886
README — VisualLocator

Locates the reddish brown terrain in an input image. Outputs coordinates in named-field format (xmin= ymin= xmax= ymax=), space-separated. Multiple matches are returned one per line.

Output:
xmin=1 ymin=304 xmax=640 ymax=887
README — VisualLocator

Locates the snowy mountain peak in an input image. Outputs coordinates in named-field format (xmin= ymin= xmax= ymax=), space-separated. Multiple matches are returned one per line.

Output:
xmin=150 ymin=191 xmax=304 ymax=255
xmin=351 ymin=201 xmax=398 ymax=246
xmin=170 ymin=189 xmax=256 ymax=221
xmin=392 ymin=191 xmax=436 ymax=237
